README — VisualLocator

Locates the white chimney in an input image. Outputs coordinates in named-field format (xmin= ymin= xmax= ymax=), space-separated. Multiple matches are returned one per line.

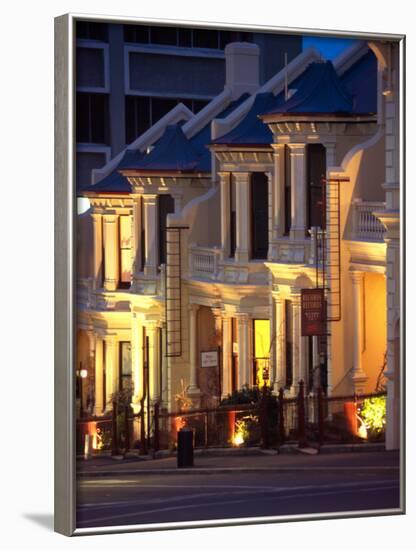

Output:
xmin=224 ymin=42 xmax=260 ymax=100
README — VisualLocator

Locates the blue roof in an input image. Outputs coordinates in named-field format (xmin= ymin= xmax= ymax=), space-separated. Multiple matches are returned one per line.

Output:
xmin=121 ymin=93 xmax=250 ymax=174
xmin=264 ymin=61 xmax=355 ymax=116
xmin=212 ymin=93 xmax=275 ymax=145
xmin=81 ymin=149 xmax=144 ymax=194
xmin=341 ymin=50 xmax=377 ymax=114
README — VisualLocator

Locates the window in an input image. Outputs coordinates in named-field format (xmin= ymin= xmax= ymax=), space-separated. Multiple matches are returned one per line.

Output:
xmin=125 ymin=96 xmax=151 ymax=144
xmin=284 ymin=145 xmax=292 ymax=236
xmin=285 ymin=300 xmax=293 ymax=388
xmin=126 ymin=96 xmax=209 ymax=145
xmin=158 ymin=195 xmax=175 ymax=266
xmin=124 ymin=24 xmax=150 ymax=43
xmin=250 ymin=172 xmax=268 ymax=259
xmin=76 ymin=21 xmax=108 ymax=41
xmin=119 ymin=215 xmax=132 ymax=289
xmin=230 ymin=175 xmax=236 ymax=258
xmin=76 ymin=92 xmax=109 ymax=144
xmin=102 ymin=340 xmax=106 ymax=409
xmin=231 ymin=318 xmax=238 ymax=392
xmin=119 ymin=342 xmax=132 ymax=391
xmin=76 ymin=47 xmax=105 ymax=89
xmin=307 ymin=144 xmax=326 ymax=230
xmin=253 ymin=319 xmax=271 ymax=387
xmin=150 ymin=26 xmax=178 ymax=45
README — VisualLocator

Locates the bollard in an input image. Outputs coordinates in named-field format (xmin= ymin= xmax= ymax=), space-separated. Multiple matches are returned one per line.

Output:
xmin=177 ymin=428 xmax=194 ymax=468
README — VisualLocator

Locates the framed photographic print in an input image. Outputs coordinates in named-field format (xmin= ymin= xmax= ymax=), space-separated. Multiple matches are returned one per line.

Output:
xmin=54 ymin=13 xmax=405 ymax=536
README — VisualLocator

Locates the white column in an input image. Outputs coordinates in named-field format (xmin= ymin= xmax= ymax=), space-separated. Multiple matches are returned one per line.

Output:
xmin=160 ymin=321 xmax=168 ymax=405
xmin=142 ymin=194 xmax=158 ymax=277
xmin=91 ymin=213 xmax=103 ymax=289
xmin=131 ymin=195 xmax=142 ymax=288
xmin=234 ymin=172 xmax=250 ymax=263
xmin=94 ymin=337 xmax=104 ymax=415
xmin=350 ymin=271 xmax=368 ymax=393
xmin=171 ymin=192 xmax=183 ymax=214
xmin=146 ymin=322 xmax=160 ymax=403
xmin=188 ymin=304 xmax=201 ymax=395
xmin=131 ymin=313 xmax=144 ymax=413
xmin=103 ymin=214 xmax=119 ymax=291
xmin=219 ymin=172 xmax=231 ymax=261
xmin=291 ymin=292 xmax=303 ymax=392
xmin=266 ymin=171 xmax=275 ymax=261
xmin=237 ymin=313 xmax=250 ymax=388
xmin=104 ymin=336 xmax=117 ymax=410
xmin=288 ymin=144 xmax=307 ymax=240
xmin=273 ymin=294 xmax=285 ymax=392
xmin=221 ymin=315 xmax=232 ymax=398
xmin=324 ymin=142 xmax=337 ymax=168
xmin=272 ymin=144 xmax=285 ymax=238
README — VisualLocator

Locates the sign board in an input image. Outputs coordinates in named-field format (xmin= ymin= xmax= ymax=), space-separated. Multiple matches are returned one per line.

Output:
xmin=301 ymin=288 xmax=326 ymax=336
xmin=201 ymin=350 xmax=219 ymax=368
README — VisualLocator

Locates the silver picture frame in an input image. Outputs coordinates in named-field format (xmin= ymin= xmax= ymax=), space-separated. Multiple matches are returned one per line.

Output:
xmin=54 ymin=13 xmax=405 ymax=536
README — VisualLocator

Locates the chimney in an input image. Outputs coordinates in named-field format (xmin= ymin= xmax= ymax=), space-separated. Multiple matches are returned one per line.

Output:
xmin=224 ymin=42 xmax=260 ymax=100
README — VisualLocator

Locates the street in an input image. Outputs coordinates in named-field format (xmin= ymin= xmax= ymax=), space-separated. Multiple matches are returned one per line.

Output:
xmin=76 ymin=451 xmax=401 ymax=528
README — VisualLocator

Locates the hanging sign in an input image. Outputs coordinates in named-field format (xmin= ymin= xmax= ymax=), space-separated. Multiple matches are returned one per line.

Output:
xmin=201 ymin=350 xmax=219 ymax=368
xmin=301 ymin=288 xmax=326 ymax=336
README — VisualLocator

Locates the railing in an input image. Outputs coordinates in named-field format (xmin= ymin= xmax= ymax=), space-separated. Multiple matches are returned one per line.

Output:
xmin=77 ymin=385 xmax=387 ymax=455
xmin=189 ymin=245 xmax=219 ymax=279
xmin=353 ymin=199 xmax=385 ymax=241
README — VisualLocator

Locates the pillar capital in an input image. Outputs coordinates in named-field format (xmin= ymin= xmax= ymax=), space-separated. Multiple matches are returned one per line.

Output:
xmin=350 ymin=270 xmax=364 ymax=284
xmin=233 ymin=171 xmax=250 ymax=183
xmin=188 ymin=303 xmax=200 ymax=314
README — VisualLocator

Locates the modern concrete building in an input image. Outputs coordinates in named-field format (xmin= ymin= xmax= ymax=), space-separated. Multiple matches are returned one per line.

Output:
xmin=75 ymin=20 xmax=302 ymax=189
xmin=76 ymin=39 xmax=401 ymax=451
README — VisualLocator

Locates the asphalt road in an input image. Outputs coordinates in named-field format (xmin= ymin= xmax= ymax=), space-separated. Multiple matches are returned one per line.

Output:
xmin=76 ymin=454 xmax=401 ymax=528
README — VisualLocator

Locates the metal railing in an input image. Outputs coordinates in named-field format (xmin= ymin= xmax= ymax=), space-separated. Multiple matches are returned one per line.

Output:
xmin=189 ymin=245 xmax=219 ymax=280
xmin=353 ymin=199 xmax=385 ymax=241
xmin=77 ymin=385 xmax=387 ymax=455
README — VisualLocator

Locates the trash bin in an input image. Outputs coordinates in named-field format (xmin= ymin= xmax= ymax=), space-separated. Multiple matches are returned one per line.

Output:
xmin=177 ymin=428 xmax=194 ymax=468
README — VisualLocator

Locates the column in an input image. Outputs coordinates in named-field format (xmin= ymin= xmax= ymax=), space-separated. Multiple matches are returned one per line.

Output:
xmin=221 ymin=315 xmax=232 ymax=398
xmin=324 ymin=142 xmax=337 ymax=168
xmin=145 ymin=321 xmax=160 ymax=403
xmin=103 ymin=214 xmax=119 ymax=291
xmin=234 ymin=172 xmax=250 ymax=263
xmin=86 ymin=331 xmax=96 ymax=415
xmin=104 ymin=336 xmax=117 ymax=410
xmin=291 ymin=292 xmax=303 ymax=392
xmin=142 ymin=194 xmax=158 ymax=278
xmin=188 ymin=304 xmax=201 ymax=395
xmin=266 ymin=171 xmax=275 ymax=260
xmin=91 ymin=213 xmax=103 ymax=289
xmin=272 ymin=144 xmax=285 ymax=238
xmin=160 ymin=321 xmax=168 ymax=405
xmin=131 ymin=195 xmax=142 ymax=289
xmin=131 ymin=312 xmax=144 ymax=413
xmin=273 ymin=294 xmax=285 ymax=392
xmin=288 ymin=144 xmax=307 ymax=240
xmin=219 ymin=172 xmax=231 ymax=261
xmin=237 ymin=313 xmax=250 ymax=388
xmin=350 ymin=271 xmax=368 ymax=393
xmin=171 ymin=192 xmax=183 ymax=214
xmin=94 ymin=337 xmax=104 ymax=415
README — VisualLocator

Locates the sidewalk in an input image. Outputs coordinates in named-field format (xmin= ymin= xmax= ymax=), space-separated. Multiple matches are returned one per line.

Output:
xmin=77 ymin=447 xmax=400 ymax=478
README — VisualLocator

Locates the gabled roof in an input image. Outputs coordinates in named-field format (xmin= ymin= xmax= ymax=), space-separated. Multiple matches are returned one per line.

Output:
xmin=263 ymin=61 xmax=355 ymax=117
xmin=121 ymin=93 xmax=250 ymax=175
xmin=211 ymin=93 xmax=275 ymax=146
xmin=81 ymin=149 xmax=144 ymax=194
xmin=340 ymin=50 xmax=377 ymax=114
xmin=121 ymin=124 xmax=203 ymax=173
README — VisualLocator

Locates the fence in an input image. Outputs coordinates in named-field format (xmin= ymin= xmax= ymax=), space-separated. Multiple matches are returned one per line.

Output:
xmin=76 ymin=384 xmax=387 ymax=455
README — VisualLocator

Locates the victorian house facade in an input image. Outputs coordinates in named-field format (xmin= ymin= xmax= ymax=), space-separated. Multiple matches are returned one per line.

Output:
xmin=77 ymin=40 xmax=401 ymax=450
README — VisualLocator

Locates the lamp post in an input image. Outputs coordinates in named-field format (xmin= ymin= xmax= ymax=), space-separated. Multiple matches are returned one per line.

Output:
xmin=78 ymin=364 xmax=88 ymax=418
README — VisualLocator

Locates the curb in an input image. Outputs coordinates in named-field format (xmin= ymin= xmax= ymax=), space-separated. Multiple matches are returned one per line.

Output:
xmin=78 ymin=464 xmax=399 ymax=478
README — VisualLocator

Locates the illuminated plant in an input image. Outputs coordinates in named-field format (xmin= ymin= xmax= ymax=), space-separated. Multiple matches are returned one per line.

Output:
xmin=232 ymin=415 xmax=258 ymax=446
xmin=359 ymin=396 xmax=386 ymax=434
